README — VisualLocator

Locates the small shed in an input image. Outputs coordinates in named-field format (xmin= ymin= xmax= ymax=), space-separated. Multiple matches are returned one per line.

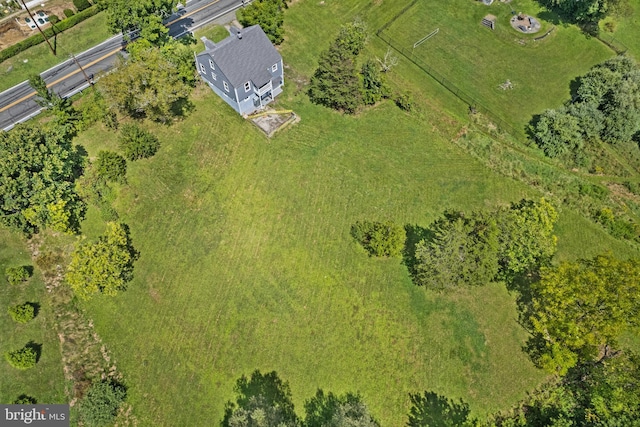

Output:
xmin=482 ymin=14 xmax=497 ymax=30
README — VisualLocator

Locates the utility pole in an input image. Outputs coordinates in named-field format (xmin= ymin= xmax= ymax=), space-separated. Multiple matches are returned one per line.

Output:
xmin=70 ymin=53 xmax=94 ymax=87
xmin=20 ymin=0 xmax=55 ymax=55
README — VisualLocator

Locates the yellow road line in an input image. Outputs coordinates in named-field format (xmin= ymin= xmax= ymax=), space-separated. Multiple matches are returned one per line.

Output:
xmin=166 ymin=0 xmax=221 ymax=26
xmin=0 ymin=46 xmax=123 ymax=114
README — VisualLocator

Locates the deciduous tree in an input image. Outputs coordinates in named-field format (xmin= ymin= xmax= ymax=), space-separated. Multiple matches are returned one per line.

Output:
xmin=0 ymin=124 xmax=85 ymax=234
xmin=222 ymin=370 xmax=300 ymax=427
xmin=65 ymin=222 xmax=139 ymax=300
xmin=305 ymin=390 xmax=379 ymax=427
xmin=496 ymin=198 xmax=558 ymax=280
xmin=237 ymin=0 xmax=288 ymax=45
xmin=102 ymin=0 xmax=177 ymax=42
xmin=532 ymin=108 xmax=583 ymax=158
xmin=99 ymin=46 xmax=192 ymax=122
xmin=524 ymin=254 xmax=640 ymax=374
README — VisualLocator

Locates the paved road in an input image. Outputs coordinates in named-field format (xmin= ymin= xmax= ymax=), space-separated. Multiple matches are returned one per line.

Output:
xmin=0 ymin=0 xmax=244 ymax=131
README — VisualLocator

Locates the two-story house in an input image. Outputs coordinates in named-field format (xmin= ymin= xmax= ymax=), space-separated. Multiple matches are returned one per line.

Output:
xmin=195 ymin=25 xmax=284 ymax=116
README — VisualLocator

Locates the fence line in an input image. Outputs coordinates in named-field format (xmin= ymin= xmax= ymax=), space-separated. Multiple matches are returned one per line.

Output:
xmin=376 ymin=0 xmax=419 ymax=34
xmin=594 ymin=34 xmax=628 ymax=55
xmin=376 ymin=30 xmax=523 ymax=140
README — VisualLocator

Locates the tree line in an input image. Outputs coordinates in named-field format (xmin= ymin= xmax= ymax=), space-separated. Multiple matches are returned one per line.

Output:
xmin=352 ymin=197 xmax=640 ymax=424
xmin=531 ymin=56 xmax=640 ymax=169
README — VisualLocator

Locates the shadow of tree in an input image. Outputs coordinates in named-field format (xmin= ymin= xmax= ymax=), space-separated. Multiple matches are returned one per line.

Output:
xmin=402 ymin=224 xmax=433 ymax=281
xmin=13 ymin=394 xmax=37 ymax=404
xmin=526 ymin=113 xmax=542 ymax=143
xmin=222 ymin=370 xmax=298 ymax=427
xmin=25 ymin=341 xmax=42 ymax=363
xmin=569 ymin=76 xmax=582 ymax=101
xmin=27 ymin=301 xmax=40 ymax=319
xmin=407 ymin=391 xmax=475 ymax=427
xmin=169 ymin=97 xmax=195 ymax=121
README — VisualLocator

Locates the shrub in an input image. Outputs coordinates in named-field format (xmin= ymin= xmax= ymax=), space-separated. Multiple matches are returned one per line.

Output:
xmin=13 ymin=394 xmax=37 ymax=404
xmin=78 ymin=380 xmax=126 ymax=427
xmin=350 ymin=220 xmax=406 ymax=257
xmin=63 ymin=8 xmax=75 ymax=18
xmin=5 ymin=346 xmax=37 ymax=370
xmin=95 ymin=151 xmax=127 ymax=183
xmin=8 ymin=302 xmax=35 ymax=323
xmin=623 ymin=181 xmax=640 ymax=195
xmin=395 ymin=92 xmax=413 ymax=112
xmin=49 ymin=15 xmax=60 ymax=24
xmin=5 ymin=265 xmax=31 ymax=285
xmin=103 ymin=110 xmax=119 ymax=131
xmin=118 ymin=124 xmax=160 ymax=160
xmin=610 ymin=219 xmax=638 ymax=240
xmin=73 ymin=0 xmax=92 ymax=12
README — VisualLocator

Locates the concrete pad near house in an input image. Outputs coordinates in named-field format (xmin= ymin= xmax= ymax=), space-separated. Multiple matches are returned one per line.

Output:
xmin=248 ymin=109 xmax=298 ymax=138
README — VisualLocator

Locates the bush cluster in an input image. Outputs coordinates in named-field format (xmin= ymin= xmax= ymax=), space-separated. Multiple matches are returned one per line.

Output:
xmin=395 ymin=92 xmax=413 ymax=112
xmin=63 ymin=8 xmax=75 ymax=18
xmin=78 ymin=381 xmax=126 ymax=427
xmin=73 ymin=0 xmax=92 ymax=12
xmin=531 ymin=56 xmax=640 ymax=169
xmin=351 ymin=220 xmax=406 ymax=258
xmin=7 ymin=302 xmax=35 ymax=324
xmin=95 ymin=151 xmax=127 ymax=184
xmin=4 ymin=345 xmax=37 ymax=370
xmin=118 ymin=124 xmax=160 ymax=160
xmin=5 ymin=266 xmax=31 ymax=286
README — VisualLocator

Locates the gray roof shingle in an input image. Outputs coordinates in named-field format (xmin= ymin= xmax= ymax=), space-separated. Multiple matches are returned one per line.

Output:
xmin=200 ymin=25 xmax=281 ymax=88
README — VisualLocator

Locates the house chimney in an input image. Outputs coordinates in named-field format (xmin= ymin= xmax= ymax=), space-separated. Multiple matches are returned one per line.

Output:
xmin=237 ymin=31 xmax=242 ymax=40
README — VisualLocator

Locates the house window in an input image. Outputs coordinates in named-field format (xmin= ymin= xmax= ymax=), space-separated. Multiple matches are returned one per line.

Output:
xmin=211 ymin=72 xmax=217 ymax=81
xmin=244 ymin=82 xmax=251 ymax=92
xmin=223 ymin=81 xmax=229 ymax=92
xmin=272 ymin=63 xmax=278 ymax=72
xmin=209 ymin=59 xmax=215 ymax=70
xmin=199 ymin=63 xmax=206 ymax=75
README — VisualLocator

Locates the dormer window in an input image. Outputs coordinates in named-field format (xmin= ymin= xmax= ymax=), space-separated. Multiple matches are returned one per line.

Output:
xmin=244 ymin=82 xmax=251 ymax=92
xmin=223 ymin=81 xmax=229 ymax=92
xmin=199 ymin=63 xmax=206 ymax=75
xmin=209 ymin=59 xmax=215 ymax=70
xmin=272 ymin=63 xmax=278 ymax=72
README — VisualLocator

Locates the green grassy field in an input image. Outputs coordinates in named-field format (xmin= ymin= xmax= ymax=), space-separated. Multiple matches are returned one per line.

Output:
xmin=381 ymin=0 xmax=613 ymax=136
xmin=193 ymin=24 xmax=232 ymax=53
xmin=72 ymin=17 xmax=639 ymax=423
xmin=601 ymin=0 xmax=640 ymax=58
xmin=0 ymin=230 xmax=65 ymax=405
xmin=0 ymin=13 xmax=111 ymax=93
xmin=47 ymin=0 xmax=640 ymax=424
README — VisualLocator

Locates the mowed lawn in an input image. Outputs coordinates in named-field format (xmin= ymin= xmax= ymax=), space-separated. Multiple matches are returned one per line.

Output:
xmin=0 ymin=230 xmax=65 ymax=404
xmin=70 ymin=0 xmax=639 ymax=425
xmin=603 ymin=0 xmax=640 ymax=58
xmin=381 ymin=0 xmax=613 ymax=136
xmin=75 ymin=100 xmax=635 ymax=426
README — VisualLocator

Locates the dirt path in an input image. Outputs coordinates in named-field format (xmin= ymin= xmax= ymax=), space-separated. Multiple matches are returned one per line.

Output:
xmin=28 ymin=233 xmax=137 ymax=425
